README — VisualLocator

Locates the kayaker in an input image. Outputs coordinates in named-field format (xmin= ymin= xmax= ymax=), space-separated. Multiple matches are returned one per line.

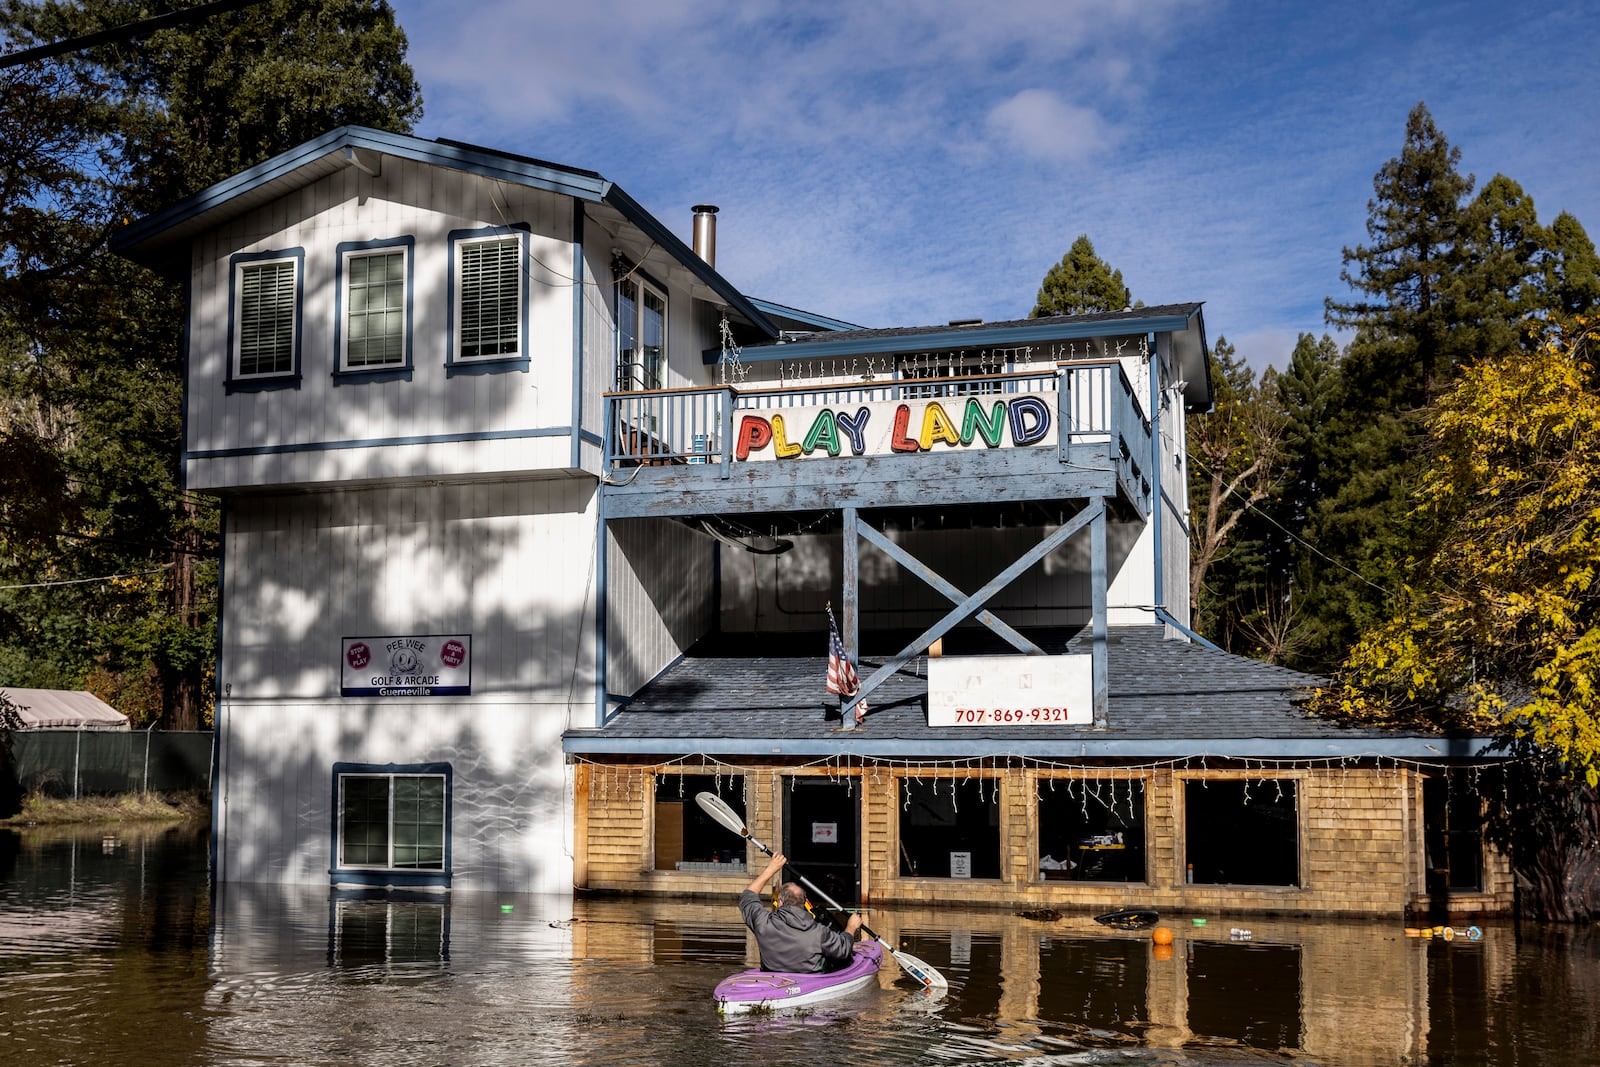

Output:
xmin=739 ymin=852 xmax=862 ymax=973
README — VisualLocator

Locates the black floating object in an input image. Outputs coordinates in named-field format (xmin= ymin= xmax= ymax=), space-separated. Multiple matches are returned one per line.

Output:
xmin=1094 ymin=907 xmax=1160 ymax=930
xmin=1019 ymin=908 xmax=1063 ymax=922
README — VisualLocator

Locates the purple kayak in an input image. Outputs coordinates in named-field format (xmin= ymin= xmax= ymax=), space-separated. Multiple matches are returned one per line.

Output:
xmin=714 ymin=941 xmax=882 ymax=1013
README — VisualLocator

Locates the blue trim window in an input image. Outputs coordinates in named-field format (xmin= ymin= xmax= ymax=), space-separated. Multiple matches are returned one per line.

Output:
xmin=616 ymin=270 xmax=667 ymax=391
xmin=447 ymin=225 xmax=530 ymax=376
xmin=227 ymin=248 xmax=304 ymax=391
xmin=332 ymin=762 xmax=452 ymax=887
xmin=335 ymin=237 xmax=414 ymax=383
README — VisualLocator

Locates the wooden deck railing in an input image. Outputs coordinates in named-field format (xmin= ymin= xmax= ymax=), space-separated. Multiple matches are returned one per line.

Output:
xmin=603 ymin=361 xmax=1150 ymax=493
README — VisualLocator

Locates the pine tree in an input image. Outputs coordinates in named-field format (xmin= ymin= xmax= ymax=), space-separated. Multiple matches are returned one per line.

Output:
xmin=1545 ymin=211 xmax=1600 ymax=317
xmin=1229 ymin=333 xmax=1342 ymax=664
xmin=1308 ymin=103 xmax=1600 ymax=675
xmin=1325 ymin=101 xmax=1473 ymax=405
xmin=1031 ymin=235 xmax=1133 ymax=317
xmin=1448 ymin=174 xmax=1578 ymax=361
xmin=0 ymin=1 xmax=421 ymax=727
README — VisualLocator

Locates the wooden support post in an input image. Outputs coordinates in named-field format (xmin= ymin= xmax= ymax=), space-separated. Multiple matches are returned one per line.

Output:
xmin=1057 ymin=365 xmax=1071 ymax=466
xmin=1092 ymin=500 xmax=1109 ymax=727
xmin=842 ymin=506 xmax=860 ymax=728
xmin=573 ymin=762 xmax=590 ymax=889
xmin=595 ymin=513 xmax=609 ymax=729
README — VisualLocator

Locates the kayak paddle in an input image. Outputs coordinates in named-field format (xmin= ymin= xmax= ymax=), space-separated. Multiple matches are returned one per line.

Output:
xmin=695 ymin=791 xmax=949 ymax=989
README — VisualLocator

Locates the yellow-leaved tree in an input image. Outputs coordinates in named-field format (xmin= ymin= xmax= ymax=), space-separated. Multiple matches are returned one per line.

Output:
xmin=1314 ymin=317 xmax=1600 ymax=919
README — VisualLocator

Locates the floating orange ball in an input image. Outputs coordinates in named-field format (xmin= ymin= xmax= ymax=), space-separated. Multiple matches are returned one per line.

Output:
xmin=1152 ymin=926 xmax=1174 ymax=945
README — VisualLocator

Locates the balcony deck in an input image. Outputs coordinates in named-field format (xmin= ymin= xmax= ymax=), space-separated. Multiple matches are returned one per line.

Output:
xmin=600 ymin=362 xmax=1151 ymax=521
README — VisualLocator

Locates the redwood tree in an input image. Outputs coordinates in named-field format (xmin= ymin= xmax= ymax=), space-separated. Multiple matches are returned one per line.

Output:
xmin=0 ymin=1 xmax=421 ymax=727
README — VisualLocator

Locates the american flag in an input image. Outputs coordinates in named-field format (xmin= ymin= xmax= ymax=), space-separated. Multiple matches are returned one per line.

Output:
xmin=826 ymin=606 xmax=868 ymax=724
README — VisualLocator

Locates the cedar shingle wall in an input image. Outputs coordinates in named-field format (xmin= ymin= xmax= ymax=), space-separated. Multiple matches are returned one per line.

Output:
xmin=576 ymin=762 xmax=1514 ymax=918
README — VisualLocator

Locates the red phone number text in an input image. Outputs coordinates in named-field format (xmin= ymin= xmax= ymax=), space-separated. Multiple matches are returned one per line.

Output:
xmin=953 ymin=707 xmax=1073 ymax=724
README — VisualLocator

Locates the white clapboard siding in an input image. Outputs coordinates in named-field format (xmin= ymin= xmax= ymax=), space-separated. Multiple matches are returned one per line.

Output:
xmin=216 ymin=699 xmax=578 ymax=894
xmin=223 ymin=479 xmax=598 ymax=700
xmin=188 ymin=157 xmax=580 ymax=490
xmin=216 ymin=477 xmax=597 ymax=893
xmin=603 ymin=518 xmax=717 ymax=699
xmin=579 ymin=237 xmax=615 ymax=476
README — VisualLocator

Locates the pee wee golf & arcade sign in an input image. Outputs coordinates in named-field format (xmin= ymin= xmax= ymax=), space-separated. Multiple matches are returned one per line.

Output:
xmin=342 ymin=635 xmax=472 ymax=698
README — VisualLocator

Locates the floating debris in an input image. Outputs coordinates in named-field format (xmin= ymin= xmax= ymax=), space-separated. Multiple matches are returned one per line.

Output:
xmin=1094 ymin=907 xmax=1161 ymax=930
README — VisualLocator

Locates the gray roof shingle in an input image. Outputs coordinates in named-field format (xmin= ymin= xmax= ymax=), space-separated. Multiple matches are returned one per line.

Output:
xmin=565 ymin=627 xmax=1494 ymax=759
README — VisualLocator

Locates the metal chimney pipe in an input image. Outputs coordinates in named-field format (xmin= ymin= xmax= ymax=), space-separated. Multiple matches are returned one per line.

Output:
xmin=692 ymin=205 xmax=718 ymax=267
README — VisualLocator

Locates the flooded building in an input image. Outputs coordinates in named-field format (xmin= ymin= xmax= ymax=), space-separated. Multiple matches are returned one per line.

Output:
xmin=113 ymin=127 xmax=1509 ymax=918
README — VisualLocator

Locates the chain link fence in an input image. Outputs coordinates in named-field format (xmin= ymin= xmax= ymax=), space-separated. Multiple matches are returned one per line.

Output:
xmin=6 ymin=730 xmax=212 ymax=798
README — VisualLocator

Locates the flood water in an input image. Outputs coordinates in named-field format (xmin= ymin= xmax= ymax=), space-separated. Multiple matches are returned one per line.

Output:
xmin=2 ymin=823 xmax=1597 ymax=1066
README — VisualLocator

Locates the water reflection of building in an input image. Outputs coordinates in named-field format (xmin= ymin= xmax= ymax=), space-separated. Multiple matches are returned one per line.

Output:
xmin=114 ymin=127 xmax=1510 ymax=920
xmin=568 ymin=897 xmax=1503 ymax=1065
xmin=328 ymin=891 xmax=451 ymax=970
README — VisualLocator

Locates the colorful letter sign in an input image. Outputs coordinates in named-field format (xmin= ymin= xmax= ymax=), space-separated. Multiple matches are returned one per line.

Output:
xmin=733 ymin=393 xmax=1055 ymax=461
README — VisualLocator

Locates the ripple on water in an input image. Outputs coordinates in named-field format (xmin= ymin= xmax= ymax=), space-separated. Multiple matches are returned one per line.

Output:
xmin=4 ymin=832 xmax=1599 ymax=1066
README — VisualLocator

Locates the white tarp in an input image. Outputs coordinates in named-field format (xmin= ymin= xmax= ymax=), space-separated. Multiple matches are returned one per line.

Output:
xmin=1 ymin=688 xmax=130 ymax=730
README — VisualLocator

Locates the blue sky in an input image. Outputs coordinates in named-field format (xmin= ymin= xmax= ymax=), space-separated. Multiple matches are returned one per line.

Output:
xmin=387 ymin=0 xmax=1599 ymax=371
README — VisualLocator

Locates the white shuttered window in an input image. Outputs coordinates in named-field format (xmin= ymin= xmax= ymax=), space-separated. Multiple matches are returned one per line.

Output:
xmin=457 ymin=237 xmax=522 ymax=360
xmin=237 ymin=260 xmax=297 ymax=377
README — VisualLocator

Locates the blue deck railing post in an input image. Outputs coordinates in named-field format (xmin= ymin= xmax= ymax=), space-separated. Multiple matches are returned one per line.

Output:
xmin=1056 ymin=365 xmax=1071 ymax=465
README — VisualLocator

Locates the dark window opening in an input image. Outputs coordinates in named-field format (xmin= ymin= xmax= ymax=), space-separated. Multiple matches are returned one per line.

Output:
xmin=782 ymin=776 xmax=861 ymax=908
xmin=1424 ymin=773 xmax=1484 ymax=893
xmin=1185 ymin=779 xmax=1298 ymax=887
xmin=654 ymin=775 xmax=745 ymax=872
xmin=898 ymin=778 xmax=1001 ymax=879
xmin=1038 ymin=778 xmax=1146 ymax=882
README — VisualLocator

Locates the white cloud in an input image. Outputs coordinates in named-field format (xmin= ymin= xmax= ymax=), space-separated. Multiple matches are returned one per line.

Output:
xmin=986 ymin=90 xmax=1113 ymax=161
xmin=384 ymin=0 xmax=1600 ymax=360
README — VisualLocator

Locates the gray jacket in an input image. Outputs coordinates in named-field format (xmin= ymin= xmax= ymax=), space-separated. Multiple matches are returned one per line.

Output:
xmin=738 ymin=889 xmax=855 ymax=973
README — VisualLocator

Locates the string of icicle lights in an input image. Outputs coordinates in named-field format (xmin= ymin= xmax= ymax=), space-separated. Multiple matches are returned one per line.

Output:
xmin=576 ymin=750 xmax=1512 ymax=824
xmin=721 ymin=334 xmax=1154 ymax=392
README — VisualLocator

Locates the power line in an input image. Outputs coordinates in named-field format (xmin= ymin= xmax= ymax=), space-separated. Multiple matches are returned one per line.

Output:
xmin=0 ymin=518 xmax=215 ymax=558
xmin=1 ymin=0 xmax=267 ymax=69
xmin=1187 ymin=453 xmax=1391 ymax=596
xmin=0 ymin=563 xmax=173 ymax=591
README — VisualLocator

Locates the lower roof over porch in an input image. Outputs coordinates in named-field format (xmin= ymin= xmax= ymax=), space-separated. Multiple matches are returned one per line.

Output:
xmin=562 ymin=627 xmax=1501 ymax=762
